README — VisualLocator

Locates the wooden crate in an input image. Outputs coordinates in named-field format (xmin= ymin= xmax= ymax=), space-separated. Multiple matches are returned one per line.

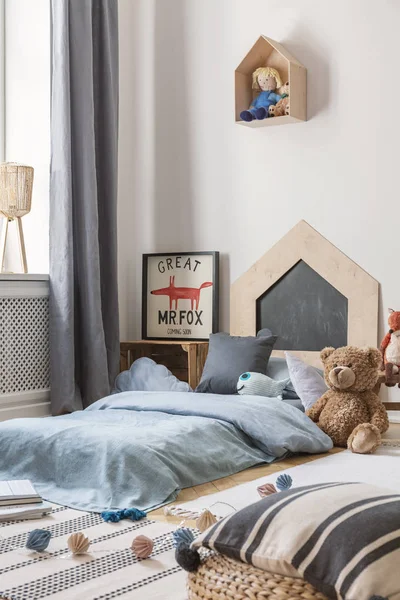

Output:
xmin=120 ymin=341 xmax=209 ymax=389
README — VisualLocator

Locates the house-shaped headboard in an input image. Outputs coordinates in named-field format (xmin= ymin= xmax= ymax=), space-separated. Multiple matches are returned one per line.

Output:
xmin=230 ymin=221 xmax=379 ymax=368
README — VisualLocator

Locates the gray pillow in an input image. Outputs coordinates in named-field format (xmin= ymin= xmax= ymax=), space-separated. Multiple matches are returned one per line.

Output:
xmin=285 ymin=352 xmax=327 ymax=411
xmin=196 ymin=333 xmax=277 ymax=395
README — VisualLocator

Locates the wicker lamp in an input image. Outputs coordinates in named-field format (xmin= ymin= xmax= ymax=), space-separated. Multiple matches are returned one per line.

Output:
xmin=0 ymin=162 xmax=34 ymax=273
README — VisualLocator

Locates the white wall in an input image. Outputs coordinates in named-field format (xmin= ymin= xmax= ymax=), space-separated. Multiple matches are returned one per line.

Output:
xmin=118 ymin=0 xmax=399 ymax=398
xmin=3 ymin=0 xmax=50 ymax=274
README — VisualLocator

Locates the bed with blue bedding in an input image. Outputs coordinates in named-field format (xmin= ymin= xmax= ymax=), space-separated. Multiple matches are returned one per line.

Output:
xmin=0 ymin=391 xmax=332 ymax=512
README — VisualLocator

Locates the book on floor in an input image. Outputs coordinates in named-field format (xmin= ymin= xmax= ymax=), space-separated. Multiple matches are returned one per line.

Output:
xmin=0 ymin=501 xmax=52 ymax=522
xmin=0 ymin=480 xmax=42 ymax=505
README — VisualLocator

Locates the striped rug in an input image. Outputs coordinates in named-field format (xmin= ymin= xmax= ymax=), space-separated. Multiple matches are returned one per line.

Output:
xmin=0 ymin=506 xmax=188 ymax=600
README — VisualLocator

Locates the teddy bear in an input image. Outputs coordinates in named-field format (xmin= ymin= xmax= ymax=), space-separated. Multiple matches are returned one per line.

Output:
xmin=268 ymin=81 xmax=289 ymax=117
xmin=380 ymin=308 xmax=400 ymax=387
xmin=306 ymin=346 xmax=389 ymax=454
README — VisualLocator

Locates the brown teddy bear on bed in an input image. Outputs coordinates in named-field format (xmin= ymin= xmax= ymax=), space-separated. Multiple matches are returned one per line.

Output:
xmin=306 ymin=346 xmax=389 ymax=454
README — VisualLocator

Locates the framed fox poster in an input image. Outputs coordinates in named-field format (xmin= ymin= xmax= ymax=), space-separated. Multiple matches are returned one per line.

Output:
xmin=142 ymin=252 xmax=219 ymax=340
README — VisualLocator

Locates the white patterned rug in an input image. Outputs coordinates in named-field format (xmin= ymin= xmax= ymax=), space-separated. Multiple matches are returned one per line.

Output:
xmin=173 ymin=446 xmax=400 ymax=519
xmin=0 ymin=506 xmax=188 ymax=600
xmin=4 ymin=447 xmax=399 ymax=599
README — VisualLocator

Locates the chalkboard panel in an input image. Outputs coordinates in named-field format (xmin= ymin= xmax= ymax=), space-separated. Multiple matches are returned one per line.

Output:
xmin=256 ymin=260 xmax=348 ymax=351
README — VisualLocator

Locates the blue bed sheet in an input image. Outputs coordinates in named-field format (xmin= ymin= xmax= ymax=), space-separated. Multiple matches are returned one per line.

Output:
xmin=0 ymin=391 xmax=332 ymax=512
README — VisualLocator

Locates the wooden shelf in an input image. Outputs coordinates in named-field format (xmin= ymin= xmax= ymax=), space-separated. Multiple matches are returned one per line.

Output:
xmin=235 ymin=36 xmax=307 ymax=128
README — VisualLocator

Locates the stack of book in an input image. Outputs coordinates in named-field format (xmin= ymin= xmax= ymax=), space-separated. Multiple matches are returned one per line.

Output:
xmin=0 ymin=480 xmax=52 ymax=522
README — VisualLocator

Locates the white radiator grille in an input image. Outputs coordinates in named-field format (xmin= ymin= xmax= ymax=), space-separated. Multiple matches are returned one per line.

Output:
xmin=0 ymin=295 xmax=50 ymax=395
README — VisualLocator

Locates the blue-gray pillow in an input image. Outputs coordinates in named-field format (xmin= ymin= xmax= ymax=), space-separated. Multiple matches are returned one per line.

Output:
xmin=285 ymin=352 xmax=327 ymax=411
xmin=195 ymin=333 xmax=277 ymax=395
xmin=114 ymin=357 xmax=192 ymax=393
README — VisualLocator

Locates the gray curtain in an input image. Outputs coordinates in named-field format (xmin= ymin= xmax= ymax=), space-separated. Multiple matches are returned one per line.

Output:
xmin=50 ymin=0 xmax=119 ymax=414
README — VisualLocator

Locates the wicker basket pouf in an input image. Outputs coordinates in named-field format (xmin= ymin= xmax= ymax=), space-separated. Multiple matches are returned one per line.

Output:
xmin=188 ymin=554 xmax=328 ymax=600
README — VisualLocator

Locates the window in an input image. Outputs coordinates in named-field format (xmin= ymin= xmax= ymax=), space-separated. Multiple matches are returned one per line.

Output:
xmin=0 ymin=0 xmax=4 ymax=161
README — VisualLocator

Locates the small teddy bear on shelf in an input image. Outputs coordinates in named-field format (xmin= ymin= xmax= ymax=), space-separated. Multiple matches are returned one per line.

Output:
xmin=380 ymin=308 xmax=400 ymax=387
xmin=269 ymin=81 xmax=290 ymax=117
xmin=240 ymin=67 xmax=282 ymax=122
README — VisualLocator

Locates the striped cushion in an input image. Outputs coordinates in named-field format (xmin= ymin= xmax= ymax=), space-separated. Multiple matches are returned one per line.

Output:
xmin=192 ymin=482 xmax=400 ymax=600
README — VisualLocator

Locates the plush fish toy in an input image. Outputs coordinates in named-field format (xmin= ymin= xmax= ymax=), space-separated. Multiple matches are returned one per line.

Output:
xmin=237 ymin=372 xmax=290 ymax=399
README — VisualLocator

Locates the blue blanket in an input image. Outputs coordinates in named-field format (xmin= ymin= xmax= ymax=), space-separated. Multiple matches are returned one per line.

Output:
xmin=0 ymin=391 xmax=332 ymax=512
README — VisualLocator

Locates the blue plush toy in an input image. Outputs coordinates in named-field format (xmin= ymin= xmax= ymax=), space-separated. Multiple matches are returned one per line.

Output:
xmin=240 ymin=67 xmax=282 ymax=122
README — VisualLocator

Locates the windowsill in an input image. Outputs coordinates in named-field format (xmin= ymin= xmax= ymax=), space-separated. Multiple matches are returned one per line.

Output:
xmin=0 ymin=273 xmax=49 ymax=281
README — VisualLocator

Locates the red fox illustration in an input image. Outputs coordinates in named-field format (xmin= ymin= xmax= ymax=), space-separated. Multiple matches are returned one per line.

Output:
xmin=151 ymin=276 xmax=213 ymax=310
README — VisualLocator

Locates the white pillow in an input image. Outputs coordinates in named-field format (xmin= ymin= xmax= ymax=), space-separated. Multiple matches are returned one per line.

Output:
xmin=285 ymin=352 xmax=327 ymax=410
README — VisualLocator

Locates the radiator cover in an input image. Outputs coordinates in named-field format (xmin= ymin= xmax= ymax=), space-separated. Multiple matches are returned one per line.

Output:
xmin=0 ymin=275 xmax=50 ymax=419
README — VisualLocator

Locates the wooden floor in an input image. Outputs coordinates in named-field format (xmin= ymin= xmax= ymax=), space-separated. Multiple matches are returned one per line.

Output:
xmin=150 ymin=422 xmax=400 ymax=525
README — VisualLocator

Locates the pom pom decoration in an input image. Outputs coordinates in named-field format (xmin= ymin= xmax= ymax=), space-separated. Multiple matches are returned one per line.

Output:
xmin=101 ymin=511 xmax=120 ymax=523
xmin=173 ymin=527 xmax=201 ymax=572
xmin=196 ymin=509 xmax=217 ymax=533
xmin=26 ymin=529 xmax=52 ymax=552
xmin=67 ymin=532 xmax=90 ymax=555
xmin=276 ymin=474 xmax=292 ymax=491
xmin=175 ymin=543 xmax=201 ymax=572
xmin=172 ymin=527 xmax=195 ymax=548
xmin=257 ymin=483 xmax=277 ymax=498
xmin=122 ymin=508 xmax=147 ymax=521
xmin=101 ymin=508 xmax=146 ymax=523
xmin=131 ymin=535 xmax=154 ymax=559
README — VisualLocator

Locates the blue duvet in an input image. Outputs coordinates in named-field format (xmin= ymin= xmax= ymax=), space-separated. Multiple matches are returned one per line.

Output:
xmin=0 ymin=391 xmax=332 ymax=512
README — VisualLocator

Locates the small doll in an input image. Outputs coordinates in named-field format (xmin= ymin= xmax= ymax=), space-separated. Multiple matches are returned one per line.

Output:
xmin=380 ymin=308 xmax=400 ymax=386
xmin=240 ymin=67 xmax=282 ymax=122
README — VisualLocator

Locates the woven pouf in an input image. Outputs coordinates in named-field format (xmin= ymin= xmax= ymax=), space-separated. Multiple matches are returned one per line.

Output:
xmin=187 ymin=554 xmax=328 ymax=600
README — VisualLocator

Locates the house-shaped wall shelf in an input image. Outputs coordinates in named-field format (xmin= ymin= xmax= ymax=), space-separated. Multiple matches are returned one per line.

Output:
xmin=235 ymin=36 xmax=307 ymax=128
